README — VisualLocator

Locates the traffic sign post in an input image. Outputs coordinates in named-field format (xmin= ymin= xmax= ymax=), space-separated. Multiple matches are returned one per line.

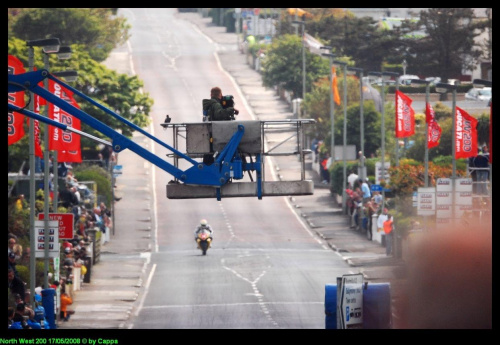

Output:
xmin=38 ymin=213 xmax=74 ymax=239
xmin=34 ymin=220 xmax=59 ymax=258
xmin=337 ymin=273 xmax=364 ymax=329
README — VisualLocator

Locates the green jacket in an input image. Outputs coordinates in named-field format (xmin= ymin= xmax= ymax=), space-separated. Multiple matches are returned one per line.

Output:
xmin=202 ymin=98 xmax=235 ymax=121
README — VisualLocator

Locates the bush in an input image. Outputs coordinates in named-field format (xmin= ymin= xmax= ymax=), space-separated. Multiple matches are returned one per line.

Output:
xmin=74 ymin=164 xmax=112 ymax=206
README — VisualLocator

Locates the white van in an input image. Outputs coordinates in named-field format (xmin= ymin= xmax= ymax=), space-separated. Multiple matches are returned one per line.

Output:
xmin=399 ymin=74 xmax=420 ymax=85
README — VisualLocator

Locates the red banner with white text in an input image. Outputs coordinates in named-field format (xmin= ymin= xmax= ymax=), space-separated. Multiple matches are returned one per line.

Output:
xmin=395 ymin=90 xmax=415 ymax=138
xmin=425 ymin=103 xmax=442 ymax=149
xmin=48 ymin=80 xmax=82 ymax=163
xmin=455 ymin=107 xmax=478 ymax=159
xmin=8 ymin=55 xmax=26 ymax=145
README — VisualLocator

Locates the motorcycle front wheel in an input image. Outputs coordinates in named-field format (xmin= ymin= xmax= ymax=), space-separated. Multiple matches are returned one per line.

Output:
xmin=200 ymin=241 xmax=208 ymax=255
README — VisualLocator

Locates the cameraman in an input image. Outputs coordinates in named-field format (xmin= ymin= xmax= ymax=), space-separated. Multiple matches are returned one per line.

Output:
xmin=202 ymin=86 xmax=239 ymax=121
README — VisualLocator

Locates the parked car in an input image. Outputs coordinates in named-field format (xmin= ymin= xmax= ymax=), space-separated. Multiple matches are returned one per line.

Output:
xmin=465 ymin=87 xmax=491 ymax=102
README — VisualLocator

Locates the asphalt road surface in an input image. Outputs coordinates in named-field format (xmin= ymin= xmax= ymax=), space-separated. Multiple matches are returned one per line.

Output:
xmin=117 ymin=8 xmax=354 ymax=329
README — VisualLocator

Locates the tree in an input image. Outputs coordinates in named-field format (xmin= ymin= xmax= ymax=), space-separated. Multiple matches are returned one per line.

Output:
xmin=10 ymin=8 xmax=130 ymax=62
xmin=399 ymin=8 xmax=487 ymax=82
xmin=8 ymin=38 xmax=153 ymax=171
xmin=261 ymin=34 xmax=329 ymax=100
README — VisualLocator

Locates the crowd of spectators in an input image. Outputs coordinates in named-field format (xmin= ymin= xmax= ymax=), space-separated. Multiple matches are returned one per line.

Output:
xmin=8 ymin=190 xmax=112 ymax=329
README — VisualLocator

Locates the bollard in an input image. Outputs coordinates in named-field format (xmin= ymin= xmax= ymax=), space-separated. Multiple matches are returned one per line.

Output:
xmin=325 ymin=282 xmax=392 ymax=329
xmin=41 ymin=288 xmax=57 ymax=330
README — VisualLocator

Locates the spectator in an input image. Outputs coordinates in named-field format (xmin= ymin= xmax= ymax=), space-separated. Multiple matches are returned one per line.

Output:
xmin=33 ymin=294 xmax=48 ymax=329
xmin=377 ymin=207 xmax=389 ymax=234
xmin=65 ymin=168 xmax=78 ymax=187
xmin=372 ymin=190 xmax=382 ymax=205
xmin=359 ymin=178 xmax=371 ymax=203
xmin=59 ymin=184 xmax=78 ymax=209
xmin=60 ymin=288 xmax=74 ymax=321
xmin=15 ymin=194 xmax=25 ymax=211
xmin=20 ymin=247 xmax=30 ymax=266
xmin=62 ymin=247 xmax=78 ymax=281
xmin=383 ymin=214 xmax=394 ymax=256
xmin=71 ymin=186 xmax=81 ymax=204
xmin=12 ymin=303 xmax=30 ymax=328
xmin=8 ymin=238 xmax=17 ymax=254
xmin=473 ymin=145 xmax=490 ymax=195
xmin=8 ymin=268 xmax=25 ymax=301
xmin=365 ymin=200 xmax=379 ymax=239
xmin=8 ymin=252 xmax=19 ymax=277
xmin=347 ymin=170 xmax=359 ymax=190
xmin=320 ymin=153 xmax=332 ymax=184
xmin=100 ymin=146 xmax=113 ymax=170
xmin=99 ymin=202 xmax=111 ymax=218
xmin=350 ymin=188 xmax=363 ymax=229
xmin=8 ymin=307 xmax=15 ymax=328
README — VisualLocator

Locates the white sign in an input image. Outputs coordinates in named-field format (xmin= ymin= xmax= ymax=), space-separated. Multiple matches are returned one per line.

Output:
xmin=35 ymin=220 xmax=59 ymax=258
xmin=375 ymin=162 xmax=390 ymax=184
xmin=436 ymin=178 xmax=452 ymax=192
xmin=339 ymin=273 xmax=363 ymax=329
xmin=456 ymin=178 xmax=473 ymax=191
xmin=417 ymin=187 xmax=435 ymax=215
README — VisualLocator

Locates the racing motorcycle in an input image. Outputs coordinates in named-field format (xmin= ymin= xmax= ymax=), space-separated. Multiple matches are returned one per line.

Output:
xmin=196 ymin=228 xmax=212 ymax=255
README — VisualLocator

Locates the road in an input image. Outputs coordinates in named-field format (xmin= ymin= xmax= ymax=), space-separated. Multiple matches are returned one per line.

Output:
xmin=117 ymin=8 xmax=353 ymax=329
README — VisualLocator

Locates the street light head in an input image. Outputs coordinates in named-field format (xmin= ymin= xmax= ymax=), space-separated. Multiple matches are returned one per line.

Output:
xmin=435 ymin=82 xmax=456 ymax=94
xmin=26 ymin=38 xmax=61 ymax=54
xmin=322 ymin=53 xmax=336 ymax=58
xmin=347 ymin=67 xmax=363 ymax=76
xmin=52 ymin=70 xmax=78 ymax=83
xmin=472 ymin=79 xmax=492 ymax=88
xmin=382 ymin=71 xmax=399 ymax=81
xmin=410 ymin=79 xmax=429 ymax=86
xmin=57 ymin=46 xmax=72 ymax=60
xmin=332 ymin=60 xmax=347 ymax=67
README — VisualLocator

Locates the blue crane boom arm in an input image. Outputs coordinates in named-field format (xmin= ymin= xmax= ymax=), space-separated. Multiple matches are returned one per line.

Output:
xmin=8 ymin=69 xmax=245 ymax=187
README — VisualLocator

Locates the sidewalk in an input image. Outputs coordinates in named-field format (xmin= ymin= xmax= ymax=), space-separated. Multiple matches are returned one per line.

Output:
xmin=59 ymin=10 xmax=407 ymax=330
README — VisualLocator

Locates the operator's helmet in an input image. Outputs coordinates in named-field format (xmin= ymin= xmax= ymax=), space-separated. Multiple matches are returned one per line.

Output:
xmin=200 ymin=219 xmax=208 ymax=226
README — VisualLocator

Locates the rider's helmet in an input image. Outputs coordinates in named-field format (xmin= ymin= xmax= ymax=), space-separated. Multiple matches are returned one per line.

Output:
xmin=200 ymin=219 xmax=208 ymax=227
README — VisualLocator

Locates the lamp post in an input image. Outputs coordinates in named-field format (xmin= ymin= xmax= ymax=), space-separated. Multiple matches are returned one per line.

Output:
xmin=410 ymin=79 xmax=431 ymax=187
xmin=320 ymin=46 xmax=335 ymax=158
xmin=367 ymin=71 xmax=398 ymax=209
xmin=436 ymin=81 xmax=458 ymax=225
xmin=333 ymin=60 xmax=348 ymax=214
xmin=293 ymin=20 xmax=306 ymax=104
xmin=347 ymin=67 xmax=364 ymax=180
xmin=26 ymin=38 xmax=61 ymax=306
xmin=44 ymin=47 xmax=74 ymax=216
xmin=402 ymin=59 xmax=407 ymax=76
xmin=42 ymin=46 xmax=74 ymax=288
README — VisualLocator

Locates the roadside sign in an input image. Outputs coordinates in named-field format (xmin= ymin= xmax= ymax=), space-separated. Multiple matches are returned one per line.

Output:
xmin=39 ymin=213 xmax=74 ymax=239
xmin=113 ymin=164 xmax=123 ymax=178
xmin=417 ymin=187 xmax=435 ymax=215
xmin=371 ymin=184 xmax=382 ymax=192
xmin=34 ymin=220 xmax=59 ymax=258
xmin=337 ymin=273 xmax=363 ymax=329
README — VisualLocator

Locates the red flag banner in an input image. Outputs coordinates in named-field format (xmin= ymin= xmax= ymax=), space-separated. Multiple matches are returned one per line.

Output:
xmin=455 ymin=106 xmax=478 ymax=159
xmin=331 ymin=66 xmax=341 ymax=106
xmin=48 ymin=80 xmax=82 ymax=163
xmin=33 ymin=92 xmax=44 ymax=158
xmin=395 ymin=90 xmax=415 ymax=138
xmin=425 ymin=103 xmax=442 ymax=149
xmin=8 ymin=55 xmax=26 ymax=145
